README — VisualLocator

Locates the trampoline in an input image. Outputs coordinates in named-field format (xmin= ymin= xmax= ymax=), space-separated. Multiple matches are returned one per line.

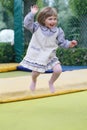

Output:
xmin=0 ymin=64 xmax=87 ymax=103
xmin=17 ymin=65 xmax=87 ymax=73
xmin=0 ymin=91 xmax=87 ymax=130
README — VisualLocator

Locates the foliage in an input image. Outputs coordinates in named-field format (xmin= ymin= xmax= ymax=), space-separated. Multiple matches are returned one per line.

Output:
xmin=0 ymin=0 xmax=14 ymax=13
xmin=36 ymin=0 xmax=43 ymax=8
xmin=52 ymin=0 xmax=68 ymax=12
xmin=51 ymin=0 xmax=87 ymax=48
xmin=0 ymin=2 xmax=7 ymax=30
xmin=0 ymin=43 xmax=15 ymax=63
xmin=56 ymin=48 xmax=87 ymax=65
xmin=63 ymin=15 xmax=80 ymax=41
xmin=43 ymin=0 xmax=50 ymax=6
xmin=69 ymin=0 xmax=87 ymax=16
xmin=68 ymin=0 xmax=87 ymax=47
xmin=0 ymin=42 xmax=87 ymax=65
xmin=0 ymin=0 xmax=14 ymax=29
xmin=23 ymin=0 xmax=37 ymax=44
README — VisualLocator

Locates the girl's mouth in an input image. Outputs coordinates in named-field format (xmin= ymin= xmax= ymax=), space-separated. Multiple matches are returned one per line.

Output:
xmin=49 ymin=24 xmax=55 ymax=28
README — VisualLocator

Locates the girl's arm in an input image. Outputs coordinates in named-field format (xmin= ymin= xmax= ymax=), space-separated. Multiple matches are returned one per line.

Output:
xmin=24 ymin=5 xmax=39 ymax=33
xmin=57 ymin=27 xmax=77 ymax=48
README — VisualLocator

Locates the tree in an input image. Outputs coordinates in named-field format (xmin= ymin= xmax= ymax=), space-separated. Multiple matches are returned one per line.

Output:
xmin=0 ymin=2 xmax=7 ymax=30
xmin=37 ymin=0 xmax=43 ymax=8
xmin=52 ymin=0 xmax=74 ymax=40
xmin=69 ymin=0 xmax=87 ymax=47
xmin=0 ymin=0 xmax=14 ymax=29
xmin=0 ymin=0 xmax=14 ymax=13
xmin=69 ymin=0 xmax=87 ymax=17
xmin=43 ymin=0 xmax=50 ymax=6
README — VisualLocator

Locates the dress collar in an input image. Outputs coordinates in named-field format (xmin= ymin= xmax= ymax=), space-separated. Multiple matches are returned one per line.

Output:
xmin=40 ymin=25 xmax=57 ymax=33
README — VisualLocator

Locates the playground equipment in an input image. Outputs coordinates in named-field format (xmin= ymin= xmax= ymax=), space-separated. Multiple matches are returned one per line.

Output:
xmin=14 ymin=0 xmax=37 ymax=62
xmin=14 ymin=0 xmax=24 ymax=63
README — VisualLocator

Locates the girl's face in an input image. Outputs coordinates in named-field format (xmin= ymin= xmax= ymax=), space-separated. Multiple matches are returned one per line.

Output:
xmin=44 ymin=16 xmax=57 ymax=29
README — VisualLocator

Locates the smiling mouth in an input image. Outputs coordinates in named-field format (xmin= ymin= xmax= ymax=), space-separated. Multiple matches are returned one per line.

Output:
xmin=46 ymin=24 xmax=55 ymax=29
xmin=49 ymin=24 xmax=55 ymax=27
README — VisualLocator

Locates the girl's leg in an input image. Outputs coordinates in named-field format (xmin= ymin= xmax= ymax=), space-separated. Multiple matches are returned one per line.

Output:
xmin=30 ymin=71 xmax=40 ymax=91
xmin=49 ymin=64 xmax=62 ymax=93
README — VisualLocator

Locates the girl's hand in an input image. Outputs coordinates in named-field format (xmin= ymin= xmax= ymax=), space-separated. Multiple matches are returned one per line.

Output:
xmin=69 ymin=40 xmax=77 ymax=48
xmin=30 ymin=5 xmax=39 ymax=14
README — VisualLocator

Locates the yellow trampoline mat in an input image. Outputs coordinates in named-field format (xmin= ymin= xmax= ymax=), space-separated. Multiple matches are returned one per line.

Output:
xmin=0 ymin=63 xmax=19 ymax=72
xmin=0 ymin=69 xmax=87 ymax=103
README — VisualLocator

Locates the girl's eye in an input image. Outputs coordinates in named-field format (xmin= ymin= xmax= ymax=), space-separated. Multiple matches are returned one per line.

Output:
xmin=48 ymin=18 xmax=52 ymax=20
xmin=54 ymin=18 xmax=57 ymax=20
xmin=48 ymin=18 xmax=57 ymax=21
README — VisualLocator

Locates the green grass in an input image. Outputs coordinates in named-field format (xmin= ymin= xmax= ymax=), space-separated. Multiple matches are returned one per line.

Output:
xmin=0 ymin=91 xmax=87 ymax=130
xmin=0 ymin=71 xmax=30 ymax=78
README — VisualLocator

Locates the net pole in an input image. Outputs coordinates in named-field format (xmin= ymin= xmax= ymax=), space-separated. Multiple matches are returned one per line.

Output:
xmin=14 ymin=0 xmax=24 ymax=63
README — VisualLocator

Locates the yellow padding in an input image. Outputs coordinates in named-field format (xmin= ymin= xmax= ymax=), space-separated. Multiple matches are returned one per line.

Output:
xmin=0 ymin=69 xmax=87 ymax=103
xmin=0 ymin=63 xmax=19 ymax=72
xmin=0 ymin=89 xmax=87 ymax=103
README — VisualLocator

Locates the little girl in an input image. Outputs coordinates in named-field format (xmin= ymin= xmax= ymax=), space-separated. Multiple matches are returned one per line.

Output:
xmin=20 ymin=5 xmax=77 ymax=93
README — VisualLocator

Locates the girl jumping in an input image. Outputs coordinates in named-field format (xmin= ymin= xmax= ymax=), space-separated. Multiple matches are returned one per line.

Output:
xmin=20 ymin=5 xmax=77 ymax=93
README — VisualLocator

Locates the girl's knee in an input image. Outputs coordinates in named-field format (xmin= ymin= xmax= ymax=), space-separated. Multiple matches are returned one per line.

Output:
xmin=53 ymin=64 xmax=62 ymax=74
xmin=32 ymin=71 xmax=40 ymax=78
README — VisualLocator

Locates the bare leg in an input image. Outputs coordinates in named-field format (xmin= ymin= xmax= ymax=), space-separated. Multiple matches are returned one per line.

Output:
xmin=49 ymin=64 xmax=62 ymax=93
xmin=30 ymin=71 xmax=40 ymax=91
